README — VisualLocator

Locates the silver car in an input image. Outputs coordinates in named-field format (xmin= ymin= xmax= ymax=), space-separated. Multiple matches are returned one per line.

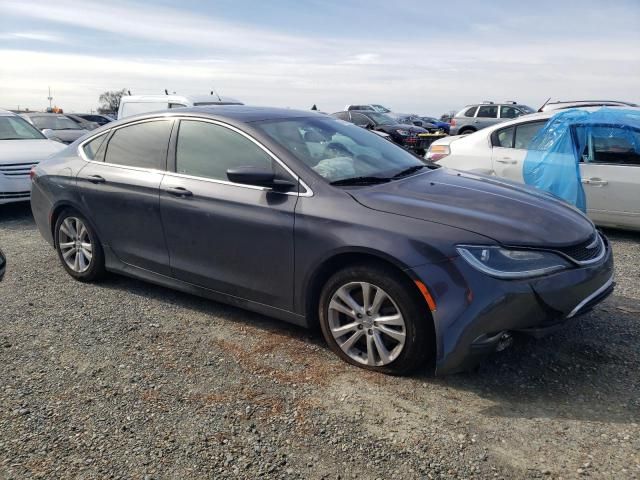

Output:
xmin=20 ymin=113 xmax=89 ymax=144
xmin=449 ymin=102 xmax=535 ymax=135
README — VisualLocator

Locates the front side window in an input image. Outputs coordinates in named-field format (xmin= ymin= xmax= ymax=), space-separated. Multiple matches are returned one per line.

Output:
xmin=477 ymin=106 xmax=498 ymax=118
xmin=500 ymin=106 xmax=521 ymax=119
xmin=176 ymin=120 xmax=273 ymax=181
xmin=0 ymin=116 xmax=45 ymax=140
xmin=255 ymin=116 xmax=426 ymax=183
xmin=104 ymin=120 xmax=172 ymax=169
xmin=577 ymin=125 xmax=640 ymax=165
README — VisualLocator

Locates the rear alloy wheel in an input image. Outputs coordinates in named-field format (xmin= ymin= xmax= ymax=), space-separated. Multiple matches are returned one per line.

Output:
xmin=55 ymin=210 xmax=105 ymax=282
xmin=319 ymin=264 xmax=432 ymax=375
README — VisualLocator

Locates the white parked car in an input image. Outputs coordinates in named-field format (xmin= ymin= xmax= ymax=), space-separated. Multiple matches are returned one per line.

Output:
xmin=118 ymin=94 xmax=243 ymax=119
xmin=426 ymin=108 xmax=640 ymax=231
xmin=0 ymin=110 xmax=66 ymax=204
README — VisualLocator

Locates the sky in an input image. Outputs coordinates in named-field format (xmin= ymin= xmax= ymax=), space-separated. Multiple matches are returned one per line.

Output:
xmin=0 ymin=0 xmax=639 ymax=115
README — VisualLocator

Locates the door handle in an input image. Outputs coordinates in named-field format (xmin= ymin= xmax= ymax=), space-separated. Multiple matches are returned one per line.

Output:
xmin=165 ymin=186 xmax=193 ymax=197
xmin=581 ymin=178 xmax=608 ymax=186
xmin=86 ymin=175 xmax=106 ymax=184
xmin=496 ymin=158 xmax=517 ymax=165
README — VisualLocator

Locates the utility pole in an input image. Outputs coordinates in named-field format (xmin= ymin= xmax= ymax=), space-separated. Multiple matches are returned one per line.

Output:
xmin=47 ymin=86 xmax=53 ymax=110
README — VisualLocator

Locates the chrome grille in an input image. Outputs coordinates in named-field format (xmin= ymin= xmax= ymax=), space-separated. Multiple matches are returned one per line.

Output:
xmin=552 ymin=233 xmax=605 ymax=264
xmin=0 ymin=191 xmax=30 ymax=199
xmin=0 ymin=162 xmax=38 ymax=177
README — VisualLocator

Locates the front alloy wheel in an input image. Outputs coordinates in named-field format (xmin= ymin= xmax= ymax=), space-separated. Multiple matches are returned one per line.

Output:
xmin=328 ymin=282 xmax=406 ymax=366
xmin=319 ymin=264 xmax=433 ymax=375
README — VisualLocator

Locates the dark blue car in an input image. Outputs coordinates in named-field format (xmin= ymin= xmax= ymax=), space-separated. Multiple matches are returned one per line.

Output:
xmin=30 ymin=106 xmax=613 ymax=375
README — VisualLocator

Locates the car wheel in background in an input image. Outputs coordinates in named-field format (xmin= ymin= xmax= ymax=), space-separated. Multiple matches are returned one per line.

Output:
xmin=458 ymin=128 xmax=476 ymax=135
xmin=318 ymin=263 xmax=433 ymax=375
xmin=54 ymin=209 xmax=105 ymax=282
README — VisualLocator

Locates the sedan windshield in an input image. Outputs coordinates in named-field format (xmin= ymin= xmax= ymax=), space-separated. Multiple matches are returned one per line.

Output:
xmin=254 ymin=116 xmax=430 ymax=183
xmin=364 ymin=112 xmax=396 ymax=126
xmin=30 ymin=115 xmax=82 ymax=130
xmin=518 ymin=105 xmax=536 ymax=114
xmin=0 ymin=116 xmax=46 ymax=140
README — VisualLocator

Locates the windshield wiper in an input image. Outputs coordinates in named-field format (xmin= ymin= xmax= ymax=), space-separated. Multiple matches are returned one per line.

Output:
xmin=391 ymin=164 xmax=426 ymax=179
xmin=330 ymin=176 xmax=391 ymax=186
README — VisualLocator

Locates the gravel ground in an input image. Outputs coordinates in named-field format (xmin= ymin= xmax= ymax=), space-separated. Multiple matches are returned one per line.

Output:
xmin=0 ymin=202 xmax=638 ymax=480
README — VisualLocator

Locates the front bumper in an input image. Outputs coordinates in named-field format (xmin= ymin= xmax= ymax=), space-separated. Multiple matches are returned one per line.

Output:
xmin=0 ymin=168 xmax=33 ymax=204
xmin=410 ymin=237 xmax=614 ymax=375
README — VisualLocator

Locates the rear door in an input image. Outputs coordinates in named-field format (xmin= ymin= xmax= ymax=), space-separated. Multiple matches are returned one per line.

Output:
xmin=159 ymin=119 xmax=299 ymax=310
xmin=491 ymin=120 xmax=548 ymax=181
xmin=577 ymin=124 xmax=640 ymax=229
xmin=77 ymin=119 xmax=173 ymax=274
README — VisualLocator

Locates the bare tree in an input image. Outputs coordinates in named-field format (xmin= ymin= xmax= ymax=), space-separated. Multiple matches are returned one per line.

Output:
xmin=98 ymin=89 xmax=127 ymax=115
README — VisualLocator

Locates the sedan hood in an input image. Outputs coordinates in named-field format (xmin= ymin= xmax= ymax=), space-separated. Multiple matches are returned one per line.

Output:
xmin=350 ymin=168 xmax=594 ymax=247
xmin=0 ymin=139 xmax=66 ymax=164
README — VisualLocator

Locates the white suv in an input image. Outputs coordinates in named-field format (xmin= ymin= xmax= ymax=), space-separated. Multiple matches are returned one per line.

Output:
xmin=427 ymin=108 xmax=640 ymax=231
xmin=118 ymin=94 xmax=243 ymax=119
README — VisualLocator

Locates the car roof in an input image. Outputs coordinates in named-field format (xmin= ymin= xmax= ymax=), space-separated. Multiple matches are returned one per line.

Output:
xmin=103 ymin=106 xmax=321 ymax=128
xmin=122 ymin=94 xmax=242 ymax=104
xmin=0 ymin=109 xmax=17 ymax=117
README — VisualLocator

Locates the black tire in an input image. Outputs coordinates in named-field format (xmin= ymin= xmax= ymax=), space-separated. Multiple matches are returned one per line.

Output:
xmin=54 ymin=209 xmax=105 ymax=282
xmin=458 ymin=128 xmax=476 ymax=135
xmin=318 ymin=263 xmax=433 ymax=375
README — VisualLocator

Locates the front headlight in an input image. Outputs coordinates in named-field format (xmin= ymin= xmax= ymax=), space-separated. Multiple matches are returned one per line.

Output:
xmin=395 ymin=129 xmax=410 ymax=136
xmin=457 ymin=246 xmax=572 ymax=279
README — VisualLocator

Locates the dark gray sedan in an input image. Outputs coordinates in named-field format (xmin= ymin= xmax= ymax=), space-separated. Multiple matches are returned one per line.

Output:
xmin=30 ymin=106 xmax=614 ymax=375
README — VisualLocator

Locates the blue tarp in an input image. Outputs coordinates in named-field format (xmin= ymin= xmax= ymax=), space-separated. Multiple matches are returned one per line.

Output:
xmin=523 ymin=108 xmax=640 ymax=212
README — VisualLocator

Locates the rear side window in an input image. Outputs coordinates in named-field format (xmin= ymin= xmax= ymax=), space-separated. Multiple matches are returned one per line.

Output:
xmin=175 ymin=120 xmax=273 ymax=181
xmin=82 ymin=133 xmax=108 ymax=160
xmin=462 ymin=106 xmax=477 ymax=117
xmin=104 ymin=120 xmax=172 ymax=169
xmin=477 ymin=106 xmax=498 ymax=118
xmin=350 ymin=113 xmax=372 ymax=127
xmin=514 ymin=121 xmax=547 ymax=149
xmin=494 ymin=126 xmax=515 ymax=147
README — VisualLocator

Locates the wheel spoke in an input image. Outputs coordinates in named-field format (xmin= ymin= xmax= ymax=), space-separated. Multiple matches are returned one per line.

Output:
xmin=62 ymin=247 xmax=76 ymax=260
xmin=78 ymin=222 xmax=87 ymax=241
xmin=375 ymin=314 xmax=404 ymax=326
xmin=60 ymin=219 xmax=75 ymax=238
xmin=336 ymin=287 xmax=362 ymax=314
xmin=366 ymin=334 xmax=376 ymax=365
xmin=369 ymin=288 xmax=388 ymax=315
xmin=329 ymin=298 xmax=356 ymax=318
xmin=330 ymin=322 xmax=359 ymax=337
xmin=376 ymin=324 xmax=406 ymax=343
xmin=78 ymin=250 xmax=87 ymax=270
xmin=81 ymin=242 xmax=92 ymax=252
xmin=73 ymin=251 xmax=81 ymax=271
xmin=59 ymin=241 xmax=75 ymax=249
xmin=372 ymin=331 xmax=391 ymax=364
xmin=360 ymin=282 xmax=372 ymax=311
xmin=81 ymin=248 xmax=92 ymax=263
xmin=340 ymin=330 xmax=364 ymax=351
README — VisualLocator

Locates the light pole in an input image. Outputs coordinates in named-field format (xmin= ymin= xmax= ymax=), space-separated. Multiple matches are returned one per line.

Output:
xmin=47 ymin=86 xmax=53 ymax=110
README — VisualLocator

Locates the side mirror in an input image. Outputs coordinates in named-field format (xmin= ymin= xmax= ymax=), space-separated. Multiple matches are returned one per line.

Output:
xmin=226 ymin=166 xmax=296 ymax=192
xmin=41 ymin=128 xmax=55 ymax=138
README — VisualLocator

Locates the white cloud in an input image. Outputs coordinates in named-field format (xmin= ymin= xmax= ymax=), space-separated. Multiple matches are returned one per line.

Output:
xmin=0 ymin=31 xmax=65 ymax=43
xmin=0 ymin=0 xmax=638 ymax=114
